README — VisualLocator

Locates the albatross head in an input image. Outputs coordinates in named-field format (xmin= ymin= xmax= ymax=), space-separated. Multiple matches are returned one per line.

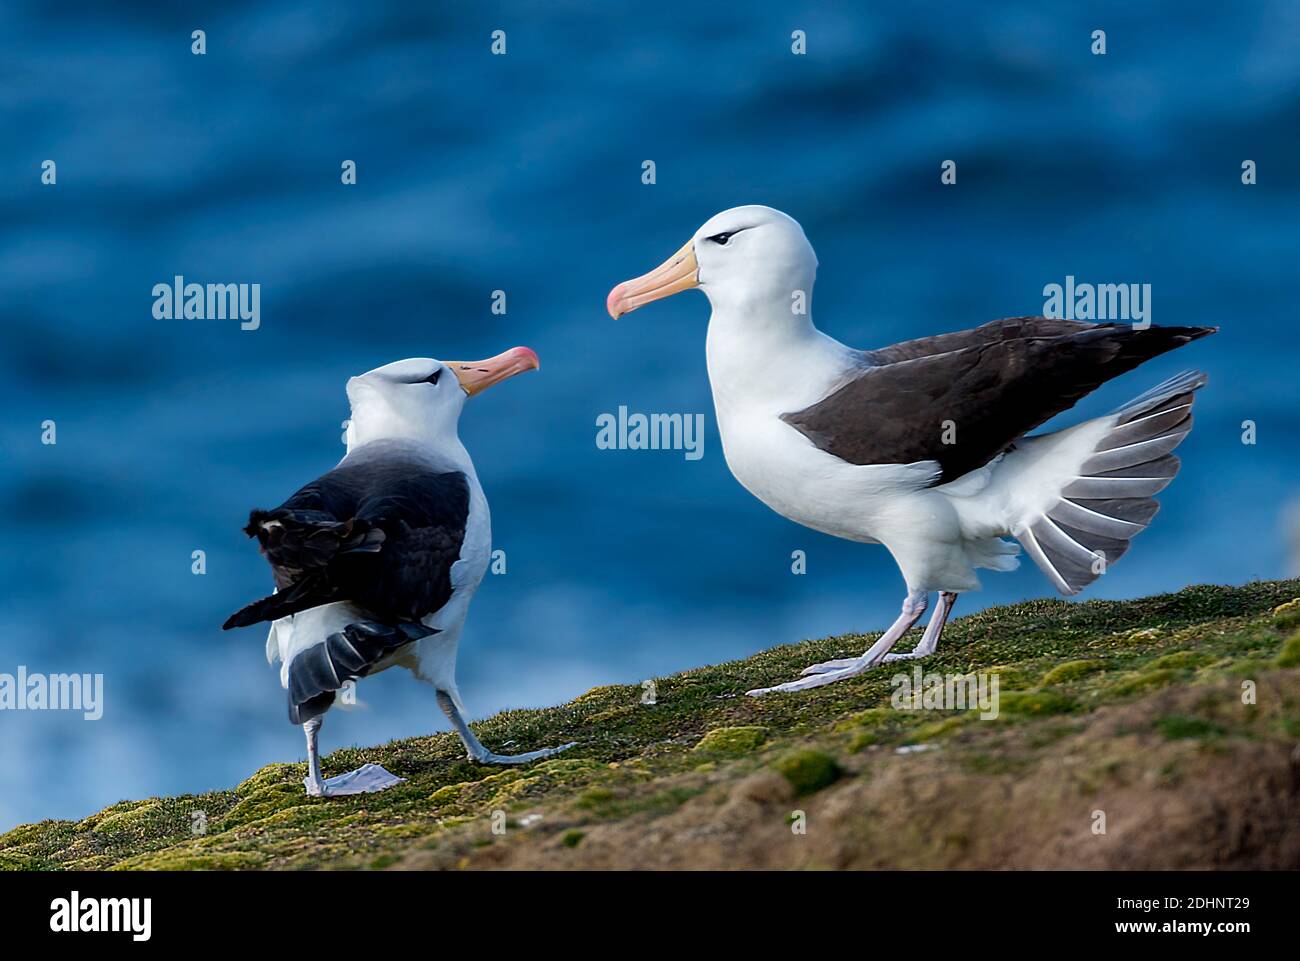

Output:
xmin=345 ymin=347 xmax=540 ymax=447
xmin=606 ymin=205 xmax=818 ymax=321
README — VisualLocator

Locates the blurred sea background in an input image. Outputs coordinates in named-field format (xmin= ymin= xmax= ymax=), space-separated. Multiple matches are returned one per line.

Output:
xmin=2 ymin=0 xmax=1297 ymax=830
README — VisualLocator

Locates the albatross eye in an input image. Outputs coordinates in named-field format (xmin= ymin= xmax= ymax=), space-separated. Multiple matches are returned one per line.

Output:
xmin=425 ymin=369 xmax=441 ymax=385
xmin=707 ymin=232 xmax=735 ymax=246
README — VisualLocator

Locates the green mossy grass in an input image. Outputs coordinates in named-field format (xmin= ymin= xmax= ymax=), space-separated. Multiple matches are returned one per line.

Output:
xmin=3 ymin=579 xmax=1298 ymax=870
xmin=772 ymin=750 xmax=841 ymax=795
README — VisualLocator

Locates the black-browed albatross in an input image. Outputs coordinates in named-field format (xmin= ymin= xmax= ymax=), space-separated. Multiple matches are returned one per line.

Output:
xmin=223 ymin=348 xmax=574 ymax=796
xmin=608 ymin=205 xmax=1215 ymax=696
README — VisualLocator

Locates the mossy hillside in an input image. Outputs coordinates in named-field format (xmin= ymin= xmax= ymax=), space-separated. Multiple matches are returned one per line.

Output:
xmin=2 ymin=579 xmax=1298 ymax=870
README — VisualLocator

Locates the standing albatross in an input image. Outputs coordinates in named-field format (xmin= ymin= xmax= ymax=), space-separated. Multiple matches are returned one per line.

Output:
xmin=608 ymin=205 xmax=1215 ymax=696
xmin=223 ymin=348 xmax=574 ymax=796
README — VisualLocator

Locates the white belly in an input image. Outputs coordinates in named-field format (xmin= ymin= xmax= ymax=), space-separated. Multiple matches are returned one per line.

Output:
xmin=718 ymin=412 xmax=992 ymax=591
xmin=714 ymin=408 xmax=937 ymax=544
xmin=701 ymin=312 xmax=998 ymax=593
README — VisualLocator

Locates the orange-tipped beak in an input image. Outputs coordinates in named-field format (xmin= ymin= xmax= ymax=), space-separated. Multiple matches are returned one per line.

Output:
xmin=447 ymin=346 xmax=540 ymax=396
xmin=606 ymin=239 xmax=698 ymax=319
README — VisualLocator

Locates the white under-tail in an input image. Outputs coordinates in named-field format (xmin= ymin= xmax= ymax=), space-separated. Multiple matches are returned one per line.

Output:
xmin=983 ymin=370 xmax=1206 ymax=595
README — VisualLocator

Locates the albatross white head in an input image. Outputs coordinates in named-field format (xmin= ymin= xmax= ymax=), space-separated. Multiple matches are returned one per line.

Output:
xmin=344 ymin=346 xmax=540 ymax=449
xmin=607 ymin=206 xmax=852 ymax=417
xmin=606 ymin=205 xmax=818 ymax=325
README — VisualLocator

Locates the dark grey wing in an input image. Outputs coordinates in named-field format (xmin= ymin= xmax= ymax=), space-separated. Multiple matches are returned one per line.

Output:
xmin=346 ymin=467 xmax=470 ymax=623
xmin=863 ymin=317 xmax=1097 ymax=364
xmin=782 ymin=319 xmax=1215 ymax=484
xmin=223 ymin=456 xmax=470 ymax=629
xmin=222 ymin=477 xmax=379 ymax=628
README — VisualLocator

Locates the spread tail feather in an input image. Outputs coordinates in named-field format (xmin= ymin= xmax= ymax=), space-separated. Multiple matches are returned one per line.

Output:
xmin=1013 ymin=370 xmax=1206 ymax=595
xmin=288 ymin=620 xmax=439 ymax=725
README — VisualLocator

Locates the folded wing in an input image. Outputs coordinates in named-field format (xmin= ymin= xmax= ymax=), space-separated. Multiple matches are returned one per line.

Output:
xmin=781 ymin=317 xmax=1215 ymax=484
xmin=223 ymin=452 xmax=470 ymax=630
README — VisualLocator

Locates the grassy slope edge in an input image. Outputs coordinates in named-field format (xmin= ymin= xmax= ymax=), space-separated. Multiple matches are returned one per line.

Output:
xmin=4 ymin=579 xmax=1300 ymax=870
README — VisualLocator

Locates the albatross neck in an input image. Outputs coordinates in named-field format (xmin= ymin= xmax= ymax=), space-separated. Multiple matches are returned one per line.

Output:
xmin=704 ymin=302 xmax=859 ymax=417
xmin=346 ymin=419 xmax=477 ymax=477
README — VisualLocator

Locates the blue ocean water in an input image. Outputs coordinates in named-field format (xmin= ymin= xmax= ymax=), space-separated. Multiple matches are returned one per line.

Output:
xmin=2 ymin=1 xmax=1297 ymax=830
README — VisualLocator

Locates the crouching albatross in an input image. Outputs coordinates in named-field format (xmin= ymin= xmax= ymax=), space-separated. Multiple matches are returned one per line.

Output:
xmin=223 ymin=348 xmax=574 ymax=796
xmin=608 ymin=205 xmax=1215 ymax=696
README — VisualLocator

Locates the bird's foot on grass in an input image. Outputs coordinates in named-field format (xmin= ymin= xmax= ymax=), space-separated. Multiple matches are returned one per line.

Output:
xmin=304 ymin=762 xmax=405 ymax=798
xmin=799 ymin=649 xmax=932 ymax=675
xmin=472 ymin=741 xmax=577 ymax=766
xmin=436 ymin=690 xmax=576 ymax=766
xmin=800 ymin=657 xmax=861 ymax=675
xmin=748 ymin=593 xmax=932 ymax=695
xmin=747 ymin=656 xmax=886 ymax=696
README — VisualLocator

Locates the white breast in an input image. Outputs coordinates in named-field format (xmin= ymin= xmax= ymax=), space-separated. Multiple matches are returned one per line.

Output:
xmin=426 ymin=470 xmax=491 ymax=633
xmin=704 ymin=314 xmax=933 ymax=543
